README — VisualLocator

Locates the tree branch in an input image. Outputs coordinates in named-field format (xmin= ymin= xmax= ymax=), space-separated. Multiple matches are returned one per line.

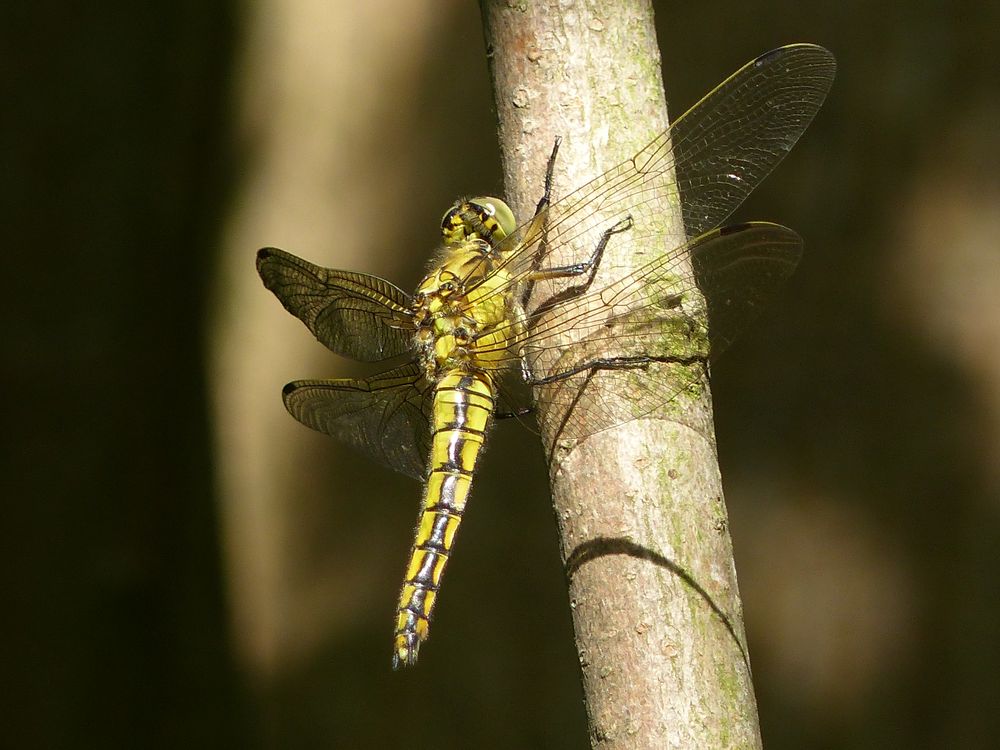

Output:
xmin=480 ymin=2 xmax=762 ymax=746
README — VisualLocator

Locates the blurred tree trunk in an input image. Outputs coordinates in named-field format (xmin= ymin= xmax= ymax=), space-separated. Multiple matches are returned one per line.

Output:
xmin=212 ymin=0 xmax=465 ymax=681
xmin=480 ymin=1 xmax=762 ymax=746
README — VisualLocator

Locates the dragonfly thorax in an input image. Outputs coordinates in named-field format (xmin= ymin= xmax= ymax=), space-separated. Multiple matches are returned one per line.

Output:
xmin=412 ymin=238 xmax=524 ymax=382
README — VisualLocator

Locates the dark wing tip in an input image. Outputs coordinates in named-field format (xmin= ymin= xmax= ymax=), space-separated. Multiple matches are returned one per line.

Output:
xmin=281 ymin=381 xmax=301 ymax=399
xmin=718 ymin=222 xmax=754 ymax=236
xmin=256 ymin=247 xmax=281 ymax=276
xmin=754 ymin=46 xmax=787 ymax=67
xmin=753 ymin=43 xmax=836 ymax=70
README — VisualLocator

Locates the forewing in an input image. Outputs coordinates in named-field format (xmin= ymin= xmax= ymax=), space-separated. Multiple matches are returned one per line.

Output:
xmin=664 ymin=43 xmax=835 ymax=238
xmin=505 ymin=223 xmax=802 ymax=441
xmin=257 ymin=247 xmax=414 ymax=362
xmin=282 ymin=363 xmax=431 ymax=480
xmin=481 ymin=44 xmax=833 ymax=299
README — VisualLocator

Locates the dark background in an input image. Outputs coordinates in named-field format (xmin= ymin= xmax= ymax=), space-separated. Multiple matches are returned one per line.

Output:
xmin=5 ymin=1 xmax=999 ymax=748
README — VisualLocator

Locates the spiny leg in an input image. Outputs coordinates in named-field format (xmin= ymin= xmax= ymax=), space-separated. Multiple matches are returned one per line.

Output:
xmin=530 ymin=354 xmax=658 ymax=387
xmin=520 ymin=137 xmax=563 ymax=308
xmin=536 ymin=136 xmax=561 ymax=215
xmin=494 ymin=406 xmax=534 ymax=420
xmin=530 ymin=352 xmax=707 ymax=449
xmin=508 ymin=213 xmax=637 ymax=423
xmin=530 ymin=215 xmax=634 ymax=318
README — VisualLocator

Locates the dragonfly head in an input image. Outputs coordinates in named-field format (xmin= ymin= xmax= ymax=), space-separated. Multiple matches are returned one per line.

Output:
xmin=440 ymin=196 xmax=516 ymax=246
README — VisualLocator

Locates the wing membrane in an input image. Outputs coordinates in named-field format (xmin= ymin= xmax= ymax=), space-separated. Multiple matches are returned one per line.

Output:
xmin=257 ymin=247 xmax=413 ymax=362
xmin=478 ymin=44 xmax=834 ymax=302
xmin=477 ymin=223 xmax=802 ymax=440
xmin=283 ymin=363 xmax=431 ymax=480
xmin=666 ymin=43 xmax=836 ymax=238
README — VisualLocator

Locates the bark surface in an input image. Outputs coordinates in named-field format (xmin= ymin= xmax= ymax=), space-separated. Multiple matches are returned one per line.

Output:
xmin=480 ymin=2 xmax=762 ymax=747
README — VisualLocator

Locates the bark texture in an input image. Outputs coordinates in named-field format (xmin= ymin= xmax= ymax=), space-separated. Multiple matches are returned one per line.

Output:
xmin=480 ymin=2 xmax=762 ymax=747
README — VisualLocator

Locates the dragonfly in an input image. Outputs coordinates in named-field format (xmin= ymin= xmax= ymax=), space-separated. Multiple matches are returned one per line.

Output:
xmin=257 ymin=43 xmax=835 ymax=668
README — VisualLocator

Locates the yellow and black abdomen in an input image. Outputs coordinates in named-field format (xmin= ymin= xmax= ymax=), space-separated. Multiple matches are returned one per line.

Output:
xmin=392 ymin=369 xmax=496 ymax=668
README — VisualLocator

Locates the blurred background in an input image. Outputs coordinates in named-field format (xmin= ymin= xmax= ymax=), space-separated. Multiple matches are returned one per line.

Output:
xmin=4 ymin=0 xmax=999 ymax=747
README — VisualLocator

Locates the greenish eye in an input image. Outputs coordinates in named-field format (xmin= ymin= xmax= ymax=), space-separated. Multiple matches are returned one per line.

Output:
xmin=440 ymin=196 xmax=517 ymax=244
xmin=470 ymin=196 xmax=516 ymax=239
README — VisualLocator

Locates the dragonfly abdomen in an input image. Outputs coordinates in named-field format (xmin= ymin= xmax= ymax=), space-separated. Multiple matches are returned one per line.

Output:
xmin=392 ymin=369 xmax=496 ymax=669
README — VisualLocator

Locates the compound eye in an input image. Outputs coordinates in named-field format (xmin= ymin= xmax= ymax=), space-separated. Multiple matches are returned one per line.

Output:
xmin=440 ymin=206 xmax=457 ymax=229
xmin=469 ymin=196 xmax=516 ymax=240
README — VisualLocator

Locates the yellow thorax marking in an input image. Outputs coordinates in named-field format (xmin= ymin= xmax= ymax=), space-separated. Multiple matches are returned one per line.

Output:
xmin=412 ymin=237 xmax=523 ymax=377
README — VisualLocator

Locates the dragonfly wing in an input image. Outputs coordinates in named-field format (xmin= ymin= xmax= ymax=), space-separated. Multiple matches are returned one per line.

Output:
xmin=668 ymin=44 xmax=836 ymax=237
xmin=257 ymin=247 xmax=414 ymax=362
xmin=522 ymin=223 xmax=802 ymax=441
xmin=489 ymin=44 xmax=832 ymax=296
xmin=693 ymin=222 xmax=803 ymax=358
xmin=282 ymin=363 xmax=431 ymax=480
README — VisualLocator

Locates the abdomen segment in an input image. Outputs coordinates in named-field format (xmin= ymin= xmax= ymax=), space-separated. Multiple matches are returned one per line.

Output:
xmin=392 ymin=370 xmax=495 ymax=668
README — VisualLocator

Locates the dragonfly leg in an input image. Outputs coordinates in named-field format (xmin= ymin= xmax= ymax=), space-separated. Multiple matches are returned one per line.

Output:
xmin=530 ymin=215 xmax=634 ymax=318
xmin=529 ymin=354 xmax=658 ymax=386
xmin=519 ymin=137 xmax=564 ymax=308
xmin=494 ymin=405 xmax=534 ymax=420
xmin=531 ymin=353 xmax=707 ymax=448
xmin=530 ymin=350 xmax=706 ymax=387
xmin=534 ymin=136 xmax=561 ymax=217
